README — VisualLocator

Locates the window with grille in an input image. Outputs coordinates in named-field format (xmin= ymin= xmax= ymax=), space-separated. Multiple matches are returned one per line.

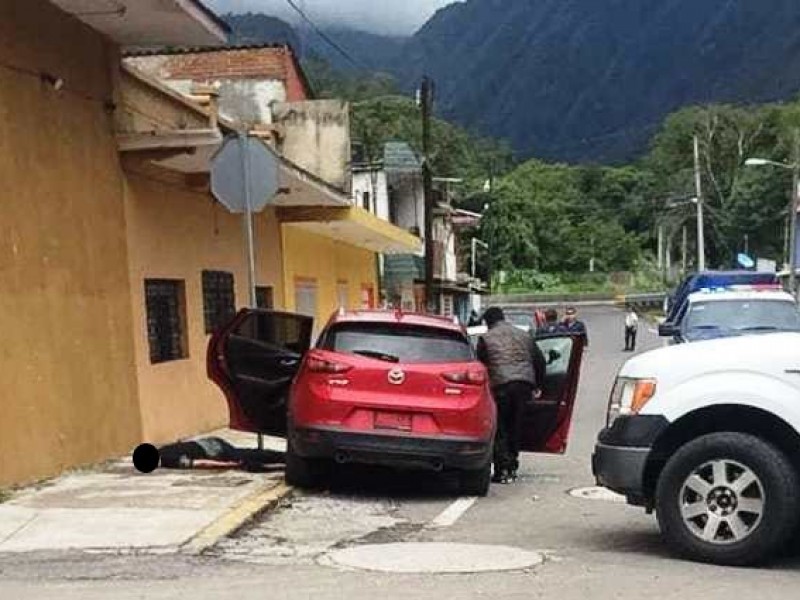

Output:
xmin=202 ymin=270 xmax=236 ymax=334
xmin=256 ymin=286 xmax=274 ymax=310
xmin=145 ymin=279 xmax=187 ymax=364
xmin=295 ymin=279 xmax=318 ymax=318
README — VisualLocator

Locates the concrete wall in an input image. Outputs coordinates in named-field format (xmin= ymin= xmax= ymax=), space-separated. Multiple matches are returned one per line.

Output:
xmin=122 ymin=161 xmax=285 ymax=443
xmin=273 ymin=100 xmax=351 ymax=191
xmin=351 ymin=169 xmax=389 ymax=220
xmin=387 ymin=172 xmax=425 ymax=244
xmin=0 ymin=0 xmax=142 ymax=486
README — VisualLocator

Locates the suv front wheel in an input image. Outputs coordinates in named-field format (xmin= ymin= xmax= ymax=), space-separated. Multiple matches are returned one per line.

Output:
xmin=655 ymin=432 xmax=800 ymax=566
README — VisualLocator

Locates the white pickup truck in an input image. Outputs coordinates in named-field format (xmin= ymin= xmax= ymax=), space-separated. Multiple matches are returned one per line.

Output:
xmin=593 ymin=332 xmax=800 ymax=566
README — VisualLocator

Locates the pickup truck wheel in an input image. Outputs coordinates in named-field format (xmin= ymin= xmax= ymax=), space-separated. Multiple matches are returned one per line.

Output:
xmin=655 ymin=432 xmax=799 ymax=566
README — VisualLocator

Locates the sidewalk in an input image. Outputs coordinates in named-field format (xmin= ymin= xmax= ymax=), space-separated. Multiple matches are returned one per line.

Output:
xmin=0 ymin=430 xmax=290 ymax=554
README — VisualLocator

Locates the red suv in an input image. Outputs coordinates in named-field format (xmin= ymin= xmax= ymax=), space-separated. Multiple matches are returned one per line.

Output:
xmin=208 ymin=309 xmax=585 ymax=496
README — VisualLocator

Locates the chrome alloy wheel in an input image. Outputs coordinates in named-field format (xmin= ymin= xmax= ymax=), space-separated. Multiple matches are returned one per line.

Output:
xmin=679 ymin=459 xmax=765 ymax=545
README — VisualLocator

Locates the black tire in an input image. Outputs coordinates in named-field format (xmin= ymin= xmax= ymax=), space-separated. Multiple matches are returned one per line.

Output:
xmin=459 ymin=461 xmax=491 ymax=497
xmin=284 ymin=439 xmax=328 ymax=490
xmin=655 ymin=432 xmax=800 ymax=566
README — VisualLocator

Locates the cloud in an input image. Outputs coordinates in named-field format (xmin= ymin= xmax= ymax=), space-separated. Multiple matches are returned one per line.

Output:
xmin=205 ymin=0 xmax=458 ymax=35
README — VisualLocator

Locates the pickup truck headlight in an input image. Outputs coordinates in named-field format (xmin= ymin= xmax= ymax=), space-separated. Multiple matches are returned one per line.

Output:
xmin=607 ymin=377 xmax=657 ymax=427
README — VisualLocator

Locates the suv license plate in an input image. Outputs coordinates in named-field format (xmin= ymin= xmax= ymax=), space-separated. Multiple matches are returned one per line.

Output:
xmin=374 ymin=412 xmax=412 ymax=431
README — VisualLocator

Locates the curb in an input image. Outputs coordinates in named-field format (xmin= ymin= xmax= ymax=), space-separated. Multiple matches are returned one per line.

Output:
xmin=183 ymin=481 xmax=293 ymax=555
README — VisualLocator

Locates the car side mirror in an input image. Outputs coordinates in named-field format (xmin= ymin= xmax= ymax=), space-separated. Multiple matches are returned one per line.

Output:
xmin=658 ymin=323 xmax=677 ymax=337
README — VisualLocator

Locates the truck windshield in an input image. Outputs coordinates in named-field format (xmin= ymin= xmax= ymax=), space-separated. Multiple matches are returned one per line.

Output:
xmin=685 ymin=300 xmax=800 ymax=335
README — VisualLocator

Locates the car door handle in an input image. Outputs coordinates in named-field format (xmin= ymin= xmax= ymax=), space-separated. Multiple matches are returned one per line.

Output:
xmin=786 ymin=369 xmax=800 ymax=375
xmin=280 ymin=358 xmax=299 ymax=367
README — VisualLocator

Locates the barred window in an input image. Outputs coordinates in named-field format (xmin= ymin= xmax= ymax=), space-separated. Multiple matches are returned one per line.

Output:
xmin=256 ymin=286 xmax=274 ymax=310
xmin=203 ymin=270 xmax=236 ymax=334
xmin=145 ymin=279 xmax=187 ymax=364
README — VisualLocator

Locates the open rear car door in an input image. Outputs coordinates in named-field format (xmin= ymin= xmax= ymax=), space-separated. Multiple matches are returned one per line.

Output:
xmin=208 ymin=309 xmax=313 ymax=436
xmin=520 ymin=333 xmax=586 ymax=454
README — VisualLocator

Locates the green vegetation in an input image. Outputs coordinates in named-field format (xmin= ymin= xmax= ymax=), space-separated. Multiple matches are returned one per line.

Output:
xmin=306 ymin=57 xmax=800 ymax=294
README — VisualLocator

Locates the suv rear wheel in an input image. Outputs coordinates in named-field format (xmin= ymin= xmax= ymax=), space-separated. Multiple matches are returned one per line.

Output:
xmin=459 ymin=461 xmax=491 ymax=496
xmin=285 ymin=439 xmax=328 ymax=490
xmin=655 ymin=432 xmax=800 ymax=566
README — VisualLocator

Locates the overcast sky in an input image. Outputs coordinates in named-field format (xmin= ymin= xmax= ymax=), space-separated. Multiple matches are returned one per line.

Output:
xmin=205 ymin=0 xmax=459 ymax=35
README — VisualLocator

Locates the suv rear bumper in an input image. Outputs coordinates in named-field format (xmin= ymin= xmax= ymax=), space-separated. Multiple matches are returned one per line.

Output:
xmin=291 ymin=426 xmax=492 ymax=472
xmin=592 ymin=415 xmax=669 ymax=503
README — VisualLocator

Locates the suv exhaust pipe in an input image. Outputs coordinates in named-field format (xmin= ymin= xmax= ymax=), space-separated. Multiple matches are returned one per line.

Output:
xmin=334 ymin=451 xmax=350 ymax=465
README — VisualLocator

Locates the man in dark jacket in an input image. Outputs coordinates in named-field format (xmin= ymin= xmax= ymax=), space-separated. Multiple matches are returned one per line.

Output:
xmin=563 ymin=306 xmax=588 ymax=346
xmin=477 ymin=307 xmax=547 ymax=483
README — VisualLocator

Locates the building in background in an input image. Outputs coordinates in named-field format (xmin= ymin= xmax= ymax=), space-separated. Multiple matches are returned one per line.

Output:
xmin=0 ymin=1 xmax=419 ymax=487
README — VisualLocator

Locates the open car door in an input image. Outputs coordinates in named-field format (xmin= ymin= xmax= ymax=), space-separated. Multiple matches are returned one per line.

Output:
xmin=208 ymin=309 xmax=313 ymax=436
xmin=520 ymin=333 xmax=586 ymax=454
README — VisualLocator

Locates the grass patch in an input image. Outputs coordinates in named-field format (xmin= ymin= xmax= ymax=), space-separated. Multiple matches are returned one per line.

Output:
xmin=0 ymin=489 xmax=12 ymax=504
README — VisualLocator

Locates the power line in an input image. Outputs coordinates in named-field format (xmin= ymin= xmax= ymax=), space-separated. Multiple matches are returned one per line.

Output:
xmin=283 ymin=0 xmax=366 ymax=70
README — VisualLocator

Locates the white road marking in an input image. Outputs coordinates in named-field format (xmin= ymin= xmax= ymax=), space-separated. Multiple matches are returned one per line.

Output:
xmin=429 ymin=497 xmax=478 ymax=528
xmin=648 ymin=328 xmax=658 ymax=335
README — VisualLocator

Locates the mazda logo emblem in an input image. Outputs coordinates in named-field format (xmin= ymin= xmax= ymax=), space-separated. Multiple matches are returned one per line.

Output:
xmin=388 ymin=369 xmax=406 ymax=385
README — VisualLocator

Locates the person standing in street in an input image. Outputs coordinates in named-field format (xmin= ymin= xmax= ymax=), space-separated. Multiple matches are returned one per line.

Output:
xmin=477 ymin=307 xmax=546 ymax=484
xmin=537 ymin=308 xmax=563 ymax=336
xmin=563 ymin=306 xmax=588 ymax=346
xmin=624 ymin=305 xmax=639 ymax=352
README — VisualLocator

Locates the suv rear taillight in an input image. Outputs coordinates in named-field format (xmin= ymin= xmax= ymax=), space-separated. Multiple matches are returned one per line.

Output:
xmin=307 ymin=356 xmax=353 ymax=374
xmin=442 ymin=369 xmax=486 ymax=385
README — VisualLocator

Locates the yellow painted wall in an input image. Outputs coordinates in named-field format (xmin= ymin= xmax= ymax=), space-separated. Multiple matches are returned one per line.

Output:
xmin=281 ymin=225 xmax=378 ymax=329
xmin=0 ymin=0 xmax=141 ymax=485
xmin=122 ymin=163 xmax=284 ymax=444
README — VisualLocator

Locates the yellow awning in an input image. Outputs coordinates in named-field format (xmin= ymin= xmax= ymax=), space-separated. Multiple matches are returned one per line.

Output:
xmin=277 ymin=206 xmax=422 ymax=255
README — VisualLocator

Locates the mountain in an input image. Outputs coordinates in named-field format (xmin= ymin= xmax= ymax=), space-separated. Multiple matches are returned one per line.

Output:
xmin=222 ymin=13 xmax=406 ymax=74
xmin=224 ymin=2 xmax=800 ymax=164
xmin=223 ymin=13 xmax=301 ymax=48
xmin=395 ymin=0 xmax=800 ymax=163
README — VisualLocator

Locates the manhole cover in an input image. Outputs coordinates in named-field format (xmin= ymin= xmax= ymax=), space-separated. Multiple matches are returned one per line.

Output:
xmin=322 ymin=542 xmax=545 ymax=573
xmin=568 ymin=486 xmax=626 ymax=503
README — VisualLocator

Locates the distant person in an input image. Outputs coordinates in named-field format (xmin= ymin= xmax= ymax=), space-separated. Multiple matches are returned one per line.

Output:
xmin=537 ymin=308 xmax=563 ymax=336
xmin=468 ymin=309 xmax=481 ymax=327
xmin=624 ymin=306 xmax=639 ymax=352
xmin=563 ymin=306 xmax=588 ymax=346
xmin=477 ymin=307 xmax=546 ymax=484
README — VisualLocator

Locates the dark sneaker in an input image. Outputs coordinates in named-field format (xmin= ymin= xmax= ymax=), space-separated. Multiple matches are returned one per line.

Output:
xmin=491 ymin=471 xmax=510 ymax=484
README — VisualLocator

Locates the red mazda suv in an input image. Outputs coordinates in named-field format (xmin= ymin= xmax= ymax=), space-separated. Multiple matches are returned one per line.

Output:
xmin=208 ymin=309 xmax=585 ymax=496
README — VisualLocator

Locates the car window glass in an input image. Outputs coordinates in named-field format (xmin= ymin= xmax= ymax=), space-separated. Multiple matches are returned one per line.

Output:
xmin=321 ymin=323 xmax=473 ymax=364
xmin=686 ymin=300 xmax=800 ymax=332
xmin=536 ymin=337 xmax=574 ymax=375
xmin=233 ymin=312 xmax=309 ymax=354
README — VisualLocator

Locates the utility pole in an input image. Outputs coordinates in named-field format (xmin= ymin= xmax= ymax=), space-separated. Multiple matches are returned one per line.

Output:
xmin=657 ymin=222 xmax=664 ymax=276
xmin=693 ymin=135 xmax=707 ymax=271
xmin=420 ymin=76 xmax=436 ymax=313
xmin=682 ymin=225 xmax=688 ymax=274
xmin=789 ymin=128 xmax=800 ymax=299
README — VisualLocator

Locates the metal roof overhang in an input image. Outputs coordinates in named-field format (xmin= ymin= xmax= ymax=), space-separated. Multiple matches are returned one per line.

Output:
xmin=50 ymin=0 xmax=228 ymax=48
xmin=277 ymin=206 xmax=423 ymax=255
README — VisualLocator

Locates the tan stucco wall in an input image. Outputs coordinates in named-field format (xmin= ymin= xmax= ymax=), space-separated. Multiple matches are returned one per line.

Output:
xmin=282 ymin=225 xmax=377 ymax=328
xmin=0 ymin=0 xmax=142 ymax=486
xmin=122 ymin=164 xmax=284 ymax=444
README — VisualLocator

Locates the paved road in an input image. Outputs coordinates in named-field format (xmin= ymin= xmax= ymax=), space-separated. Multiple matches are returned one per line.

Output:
xmin=3 ymin=306 xmax=800 ymax=598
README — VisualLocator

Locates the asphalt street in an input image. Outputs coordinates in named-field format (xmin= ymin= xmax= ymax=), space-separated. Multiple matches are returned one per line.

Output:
xmin=3 ymin=306 xmax=800 ymax=598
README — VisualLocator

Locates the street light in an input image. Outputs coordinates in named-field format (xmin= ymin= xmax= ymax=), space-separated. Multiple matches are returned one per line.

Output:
xmin=745 ymin=138 xmax=800 ymax=299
